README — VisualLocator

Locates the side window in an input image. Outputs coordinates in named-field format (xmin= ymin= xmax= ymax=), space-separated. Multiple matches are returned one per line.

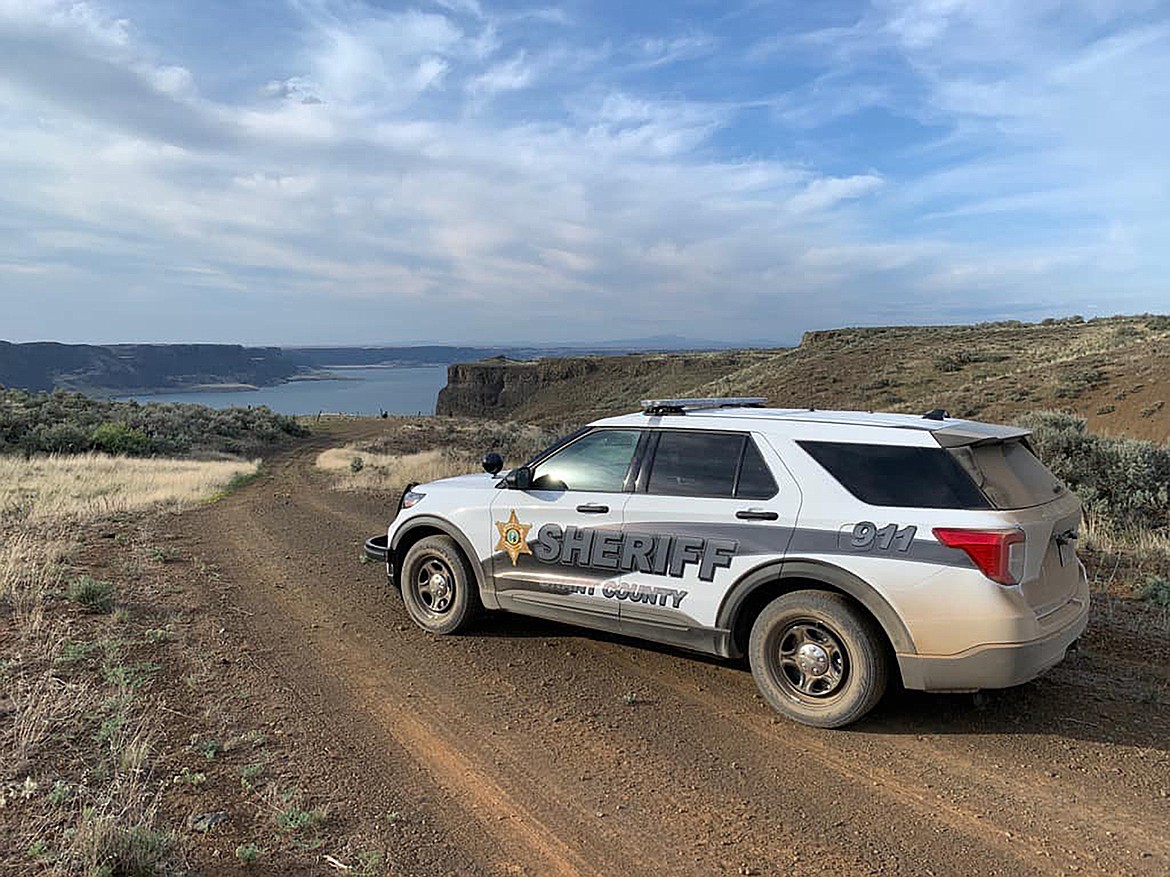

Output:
xmin=647 ymin=432 xmax=780 ymax=499
xmin=649 ymin=432 xmax=740 ymax=497
xmin=736 ymin=439 xmax=779 ymax=499
xmin=529 ymin=429 xmax=642 ymax=492
xmin=642 ymin=432 xmax=738 ymax=498
xmin=797 ymin=441 xmax=990 ymax=509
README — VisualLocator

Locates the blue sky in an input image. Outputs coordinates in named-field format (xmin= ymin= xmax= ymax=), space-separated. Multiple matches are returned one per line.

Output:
xmin=0 ymin=0 xmax=1166 ymax=345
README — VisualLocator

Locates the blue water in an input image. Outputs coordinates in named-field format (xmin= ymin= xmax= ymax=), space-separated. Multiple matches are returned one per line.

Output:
xmin=117 ymin=366 xmax=448 ymax=415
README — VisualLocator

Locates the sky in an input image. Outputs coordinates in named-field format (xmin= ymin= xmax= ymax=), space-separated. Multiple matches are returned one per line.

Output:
xmin=0 ymin=0 xmax=1167 ymax=346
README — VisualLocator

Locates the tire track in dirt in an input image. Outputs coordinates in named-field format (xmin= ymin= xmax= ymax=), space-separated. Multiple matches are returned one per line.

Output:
xmin=593 ymin=645 xmax=1169 ymax=876
xmin=207 ymin=503 xmax=596 ymax=877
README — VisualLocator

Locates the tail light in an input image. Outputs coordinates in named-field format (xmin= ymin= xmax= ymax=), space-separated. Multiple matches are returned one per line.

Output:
xmin=933 ymin=528 xmax=1025 ymax=585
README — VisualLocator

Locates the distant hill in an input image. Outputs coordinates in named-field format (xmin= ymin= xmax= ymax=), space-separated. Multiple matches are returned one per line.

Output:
xmin=0 ymin=340 xmax=729 ymax=395
xmin=435 ymin=315 xmax=1170 ymax=443
xmin=0 ymin=342 xmax=301 ymax=394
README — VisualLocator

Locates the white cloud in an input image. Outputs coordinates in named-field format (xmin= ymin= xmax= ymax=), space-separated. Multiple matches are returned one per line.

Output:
xmin=631 ymin=33 xmax=716 ymax=68
xmin=0 ymin=0 xmax=1165 ymax=344
xmin=468 ymin=52 xmax=531 ymax=95
xmin=261 ymin=77 xmax=323 ymax=104
xmin=787 ymin=175 xmax=884 ymax=214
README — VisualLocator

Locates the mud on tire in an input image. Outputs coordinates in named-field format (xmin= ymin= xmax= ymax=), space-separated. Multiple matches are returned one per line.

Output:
xmin=400 ymin=535 xmax=481 ymax=635
xmin=748 ymin=589 xmax=889 ymax=729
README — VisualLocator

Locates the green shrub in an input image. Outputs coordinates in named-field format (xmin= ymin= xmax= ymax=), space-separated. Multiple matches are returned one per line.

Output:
xmin=236 ymin=843 xmax=267 ymax=865
xmin=1145 ymin=315 xmax=1170 ymax=331
xmin=90 ymin=422 xmax=151 ymax=456
xmin=0 ymin=388 xmax=309 ymax=458
xmin=1139 ymin=577 xmax=1170 ymax=607
xmin=1053 ymin=369 xmax=1105 ymax=400
xmin=1016 ymin=411 xmax=1170 ymax=534
xmin=67 ymin=576 xmax=115 ymax=613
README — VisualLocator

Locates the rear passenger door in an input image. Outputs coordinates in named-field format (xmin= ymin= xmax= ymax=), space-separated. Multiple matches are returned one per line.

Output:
xmin=618 ymin=430 xmax=801 ymax=634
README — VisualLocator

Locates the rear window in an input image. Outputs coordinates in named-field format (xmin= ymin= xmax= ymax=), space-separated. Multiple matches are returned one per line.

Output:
xmin=798 ymin=441 xmax=990 ymax=509
xmin=949 ymin=440 xmax=1066 ymax=509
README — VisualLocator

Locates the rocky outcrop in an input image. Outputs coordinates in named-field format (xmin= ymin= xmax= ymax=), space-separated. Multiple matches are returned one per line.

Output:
xmin=436 ymin=358 xmax=568 ymax=416
xmin=433 ymin=353 xmax=741 ymax=419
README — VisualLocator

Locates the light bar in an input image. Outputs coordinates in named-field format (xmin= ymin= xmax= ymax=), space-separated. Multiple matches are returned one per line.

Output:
xmin=641 ymin=397 xmax=768 ymax=415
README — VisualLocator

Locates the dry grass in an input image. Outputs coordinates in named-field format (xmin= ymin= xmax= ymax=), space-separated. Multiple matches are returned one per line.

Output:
xmin=316 ymin=446 xmax=477 ymax=490
xmin=315 ymin=420 xmax=557 ymax=491
xmin=0 ymin=453 xmax=253 ymax=873
xmin=1081 ymin=516 xmax=1170 ymax=598
xmin=0 ymin=453 xmax=258 ymax=522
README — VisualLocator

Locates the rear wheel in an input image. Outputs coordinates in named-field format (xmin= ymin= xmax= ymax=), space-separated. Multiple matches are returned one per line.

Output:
xmin=400 ymin=535 xmax=480 ymax=634
xmin=748 ymin=589 xmax=888 ymax=728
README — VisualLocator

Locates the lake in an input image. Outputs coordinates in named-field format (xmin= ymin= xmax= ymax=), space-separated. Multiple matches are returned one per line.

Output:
xmin=118 ymin=366 xmax=449 ymax=415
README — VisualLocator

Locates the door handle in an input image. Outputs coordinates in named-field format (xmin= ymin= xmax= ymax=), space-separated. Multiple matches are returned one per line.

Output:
xmin=736 ymin=509 xmax=778 ymax=521
xmin=577 ymin=503 xmax=609 ymax=514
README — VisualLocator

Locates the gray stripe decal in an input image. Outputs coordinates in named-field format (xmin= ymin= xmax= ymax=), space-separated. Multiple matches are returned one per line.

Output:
xmin=618 ymin=521 xmax=972 ymax=569
xmin=485 ymin=521 xmax=972 ymax=572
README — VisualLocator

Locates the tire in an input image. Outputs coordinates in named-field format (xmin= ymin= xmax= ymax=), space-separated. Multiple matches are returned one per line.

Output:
xmin=748 ymin=589 xmax=888 ymax=729
xmin=400 ymin=535 xmax=481 ymax=635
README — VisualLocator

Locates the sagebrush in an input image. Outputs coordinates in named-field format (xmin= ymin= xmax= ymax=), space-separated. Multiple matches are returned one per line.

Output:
xmin=1016 ymin=411 xmax=1170 ymax=535
xmin=0 ymin=387 xmax=308 ymax=457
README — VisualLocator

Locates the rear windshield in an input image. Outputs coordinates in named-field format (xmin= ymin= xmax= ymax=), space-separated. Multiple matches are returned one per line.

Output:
xmin=948 ymin=439 xmax=1066 ymax=509
xmin=798 ymin=442 xmax=990 ymax=509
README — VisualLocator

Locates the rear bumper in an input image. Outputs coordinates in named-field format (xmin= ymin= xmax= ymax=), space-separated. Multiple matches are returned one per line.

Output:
xmin=898 ymin=591 xmax=1090 ymax=692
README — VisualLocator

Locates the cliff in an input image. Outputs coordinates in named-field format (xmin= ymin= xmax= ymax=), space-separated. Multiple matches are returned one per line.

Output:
xmin=434 ymin=352 xmax=761 ymax=422
xmin=435 ymin=359 xmax=546 ymax=417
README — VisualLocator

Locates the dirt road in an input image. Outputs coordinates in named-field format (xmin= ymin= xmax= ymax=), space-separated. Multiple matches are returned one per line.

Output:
xmin=169 ymin=422 xmax=1170 ymax=877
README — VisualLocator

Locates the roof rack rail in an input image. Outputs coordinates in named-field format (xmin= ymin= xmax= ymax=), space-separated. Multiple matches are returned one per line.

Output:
xmin=640 ymin=397 xmax=768 ymax=416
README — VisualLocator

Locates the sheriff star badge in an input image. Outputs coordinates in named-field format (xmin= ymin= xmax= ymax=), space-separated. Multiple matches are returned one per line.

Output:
xmin=495 ymin=510 xmax=533 ymax=566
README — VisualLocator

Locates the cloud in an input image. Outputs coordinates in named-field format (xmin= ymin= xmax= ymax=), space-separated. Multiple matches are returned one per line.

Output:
xmin=787 ymin=175 xmax=884 ymax=214
xmin=0 ymin=0 xmax=1166 ymax=345
xmin=261 ymin=77 xmax=324 ymax=104
xmin=630 ymin=33 xmax=716 ymax=68
xmin=468 ymin=52 xmax=532 ymax=95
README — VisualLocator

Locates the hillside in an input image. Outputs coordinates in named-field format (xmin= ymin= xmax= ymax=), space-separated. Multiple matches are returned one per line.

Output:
xmin=0 ymin=341 xmax=302 ymax=394
xmin=436 ymin=316 xmax=1170 ymax=441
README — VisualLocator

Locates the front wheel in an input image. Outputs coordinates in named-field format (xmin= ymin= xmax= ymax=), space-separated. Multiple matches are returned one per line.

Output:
xmin=400 ymin=535 xmax=480 ymax=634
xmin=748 ymin=589 xmax=888 ymax=728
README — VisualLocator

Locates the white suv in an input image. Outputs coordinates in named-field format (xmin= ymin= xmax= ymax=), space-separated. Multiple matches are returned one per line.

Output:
xmin=366 ymin=399 xmax=1089 ymax=728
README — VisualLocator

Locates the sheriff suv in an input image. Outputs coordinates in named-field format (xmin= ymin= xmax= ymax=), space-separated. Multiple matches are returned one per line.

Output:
xmin=365 ymin=398 xmax=1089 ymax=728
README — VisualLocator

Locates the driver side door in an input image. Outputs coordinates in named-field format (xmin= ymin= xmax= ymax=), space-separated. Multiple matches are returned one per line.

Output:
xmin=490 ymin=428 xmax=644 ymax=625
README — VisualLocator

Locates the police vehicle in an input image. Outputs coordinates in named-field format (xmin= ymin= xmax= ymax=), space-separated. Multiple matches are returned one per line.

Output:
xmin=365 ymin=398 xmax=1089 ymax=728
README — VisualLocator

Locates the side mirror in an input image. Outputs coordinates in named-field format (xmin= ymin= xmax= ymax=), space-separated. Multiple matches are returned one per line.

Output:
xmin=504 ymin=466 xmax=533 ymax=490
xmin=482 ymin=452 xmax=504 ymax=475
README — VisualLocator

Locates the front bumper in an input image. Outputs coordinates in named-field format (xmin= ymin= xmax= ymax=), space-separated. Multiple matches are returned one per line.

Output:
xmin=897 ymin=592 xmax=1090 ymax=692
xmin=364 ymin=534 xmax=395 ymax=583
